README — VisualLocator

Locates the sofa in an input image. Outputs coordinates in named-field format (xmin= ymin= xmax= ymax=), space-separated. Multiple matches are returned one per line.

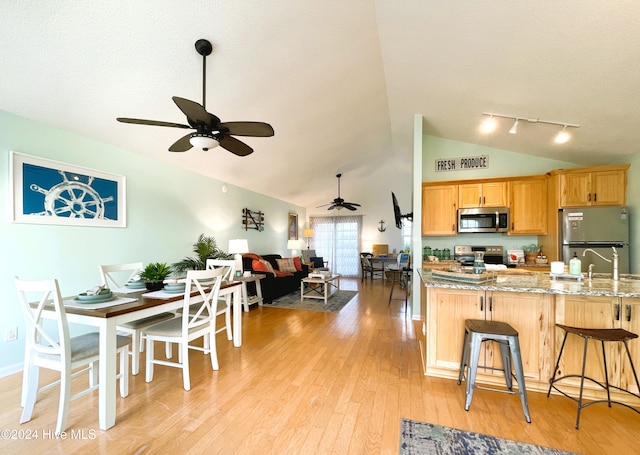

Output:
xmin=242 ymin=253 xmax=309 ymax=304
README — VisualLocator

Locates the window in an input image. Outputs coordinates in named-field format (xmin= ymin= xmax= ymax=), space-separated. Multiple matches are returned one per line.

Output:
xmin=310 ymin=215 xmax=362 ymax=277
xmin=402 ymin=220 xmax=412 ymax=252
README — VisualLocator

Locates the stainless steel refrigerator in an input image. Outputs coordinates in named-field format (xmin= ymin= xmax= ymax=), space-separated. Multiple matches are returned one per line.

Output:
xmin=560 ymin=206 xmax=630 ymax=274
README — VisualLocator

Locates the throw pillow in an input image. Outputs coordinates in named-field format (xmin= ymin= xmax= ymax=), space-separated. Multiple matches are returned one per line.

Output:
xmin=276 ymin=258 xmax=297 ymax=273
xmin=293 ymin=257 xmax=303 ymax=272
xmin=244 ymin=253 xmax=262 ymax=261
xmin=252 ymin=259 xmax=274 ymax=274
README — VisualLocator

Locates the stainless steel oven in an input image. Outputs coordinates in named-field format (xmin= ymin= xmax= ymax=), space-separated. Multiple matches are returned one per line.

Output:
xmin=453 ymin=245 xmax=505 ymax=266
xmin=457 ymin=207 xmax=509 ymax=233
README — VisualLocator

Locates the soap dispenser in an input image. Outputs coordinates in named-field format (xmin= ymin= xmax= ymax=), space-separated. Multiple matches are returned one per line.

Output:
xmin=569 ymin=252 xmax=582 ymax=275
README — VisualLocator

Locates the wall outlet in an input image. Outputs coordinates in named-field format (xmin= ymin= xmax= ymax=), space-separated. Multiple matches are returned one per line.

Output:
xmin=4 ymin=326 xmax=18 ymax=342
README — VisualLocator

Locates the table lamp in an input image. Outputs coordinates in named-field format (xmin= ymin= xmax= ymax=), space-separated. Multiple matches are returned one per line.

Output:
xmin=287 ymin=239 xmax=302 ymax=258
xmin=303 ymin=228 xmax=314 ymax=249
xmin=228 ymin=239 xmax=249 ymax=274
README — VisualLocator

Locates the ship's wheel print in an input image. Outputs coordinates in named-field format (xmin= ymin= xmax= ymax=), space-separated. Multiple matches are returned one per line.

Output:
xmin=29 ymin=170 xmax=114 ymax=219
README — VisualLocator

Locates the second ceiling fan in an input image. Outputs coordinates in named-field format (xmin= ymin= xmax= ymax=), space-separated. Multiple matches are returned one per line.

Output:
xmin=116 ymin=39 xmax=274 ymax=156
xmin=317 ymin=174 xmax=361 ymax=211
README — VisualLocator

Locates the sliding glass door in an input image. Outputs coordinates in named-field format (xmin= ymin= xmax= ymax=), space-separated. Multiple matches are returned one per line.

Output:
xmin=310 ymin=215 xmax=362 ymax=277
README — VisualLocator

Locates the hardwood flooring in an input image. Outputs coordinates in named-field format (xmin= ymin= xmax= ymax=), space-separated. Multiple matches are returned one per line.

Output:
xmin=1 ymin=278 xmax=639 ymax=454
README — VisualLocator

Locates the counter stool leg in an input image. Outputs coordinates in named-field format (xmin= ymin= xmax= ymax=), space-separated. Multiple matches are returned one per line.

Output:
xmin=623 ymin=341 xmax=640 ymax=393
xmin=464 ymin=333 xmax=483 ymax=411
xmin=457 ymin=329 xmax=470 ymax=385
xmin=498 ymin=340 xmax=513 ymax=390
xmin=510 ymin=337 xmax=531 ymax=423
xmin=547 ymin=332 xmax=569 ymax=397
xmin=575 ymin=336 xmax=590 ymax=429
xmin=600 ymin=340 xmax=613 ymax=406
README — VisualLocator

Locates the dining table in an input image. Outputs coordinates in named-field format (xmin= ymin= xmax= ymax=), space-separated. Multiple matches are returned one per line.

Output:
xmin=38 ymin=281 xmax=242 ymax=431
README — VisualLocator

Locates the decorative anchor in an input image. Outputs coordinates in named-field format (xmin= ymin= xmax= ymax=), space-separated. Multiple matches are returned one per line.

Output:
xmin=378 ymin=220 xmax=386 ymax=232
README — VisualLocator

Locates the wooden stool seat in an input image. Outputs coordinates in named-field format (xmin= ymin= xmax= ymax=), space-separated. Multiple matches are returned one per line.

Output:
xmin=547 ymin=324 xmax=640 ymax=429
xmin=458 ymin=319 xmax=531 ymax=423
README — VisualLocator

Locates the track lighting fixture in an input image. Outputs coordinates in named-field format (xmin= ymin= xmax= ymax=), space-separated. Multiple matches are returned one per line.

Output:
xmin=480 ymin=112 xmax=579 ymax=144
xmin=509 ymin=119 xmax=519 ymax=134
xmin=554 ymin=126 xmax=570 ymax=144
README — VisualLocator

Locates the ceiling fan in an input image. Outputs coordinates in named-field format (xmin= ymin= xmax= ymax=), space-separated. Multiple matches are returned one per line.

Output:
xmin=317 ymin=174 xmax=361 ymax=211
xmin=116 ymin=39 xmax=274 ymax=156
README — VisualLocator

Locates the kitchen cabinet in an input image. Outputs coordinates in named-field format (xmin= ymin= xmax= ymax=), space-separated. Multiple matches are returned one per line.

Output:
xmin=554 ymin=295 xmax=640 ymax=396
xmin=458 ymin=182 xmax=508 ymax=208
xmin=558 ymin=167 xmax=627 ymax=207
xmin=508 ymin=177 xmax=547 ymax=235
xmin=425 ymin=287 xmax=552 ymax=383
xmin=422 ymin=184 xmax=457 ymax=236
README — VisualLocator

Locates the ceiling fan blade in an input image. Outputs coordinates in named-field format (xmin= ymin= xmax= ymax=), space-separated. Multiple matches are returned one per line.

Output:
xmin=116 ymin=117 xmax=191 ymax=129
xmin=343 ymin=204 xmax=358 ymax=211
xmin=168 ymin=133 xmax=193 ymax=152
xmin=219 ymin=135 xmax=254 ymax=156
xmin=219 ymin=121 xmax=275 ymax=137
xmin=172 ymin=96 xmax=215 ymax=127
xmin=327 ymin=205 xmax=337 ymax=210
xmin=343 ymin=202 xmax=361 ymax=207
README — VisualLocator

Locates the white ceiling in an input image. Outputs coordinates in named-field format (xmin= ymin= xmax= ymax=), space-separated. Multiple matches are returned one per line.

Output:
xmin=2 ymin=1 xmax=639 ymax=210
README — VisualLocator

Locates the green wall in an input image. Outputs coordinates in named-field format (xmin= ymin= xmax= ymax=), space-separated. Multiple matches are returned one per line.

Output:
xmin=0 ymin=110 xmax=305 ymax=375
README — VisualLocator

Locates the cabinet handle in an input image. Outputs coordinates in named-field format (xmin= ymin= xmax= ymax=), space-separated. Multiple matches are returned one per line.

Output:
xmin=452 ymin=224 xmax=455 ymax=232
xmin=489 ymin=296 xmax=493 ymax=312
xmin=511 ymin=222 xmax=514 ymax=230
xmin=483 ymin=196 xmax=486 ymax=205
xmin=626 ymin=304 xmax=632 ymax=322
xmin=615 ymin=303 xmax=620 ymax=321
xmin=479 ymin=296 xmax=484 ymax=312
xmin=594 ymin=193 xmax=597 ymax=202
xmin=588 ymin=193 xmax=592 ymax=202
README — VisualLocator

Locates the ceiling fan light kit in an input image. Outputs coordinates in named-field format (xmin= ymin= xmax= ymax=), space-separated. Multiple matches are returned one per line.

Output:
xmin=480 ymin=112 xmax=579 ymax=144
xmin=317 ymin=173 xmax=361 ymax=211
xmin=116 ymin=39 xmax=274 ymax=156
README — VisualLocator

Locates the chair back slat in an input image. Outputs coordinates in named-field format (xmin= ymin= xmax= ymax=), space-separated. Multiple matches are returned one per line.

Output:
xmin=99 ymin=262 xmax=144 ymax=288
xmin=14 ymin=277 xmax=70 ymax=360
xmin=182 ymin=268 xmax=224 ymax=332
xmin=205 ymin=259 xmax=236 ymax=282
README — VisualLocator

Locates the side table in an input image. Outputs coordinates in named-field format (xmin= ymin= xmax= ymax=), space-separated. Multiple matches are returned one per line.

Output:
xmin=233 ymin=274 xmax=265 ymax=312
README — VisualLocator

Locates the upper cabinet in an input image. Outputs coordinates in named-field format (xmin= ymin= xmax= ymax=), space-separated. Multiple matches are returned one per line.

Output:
xmin=555 ymin=165 xmax=629 ymax=207
xmin=422 ymin=184 xmax=458 ymax=236
xmin=509 ymin=177 xmax=547 ymax=235
xmin=458 ymin=182 xmax=508 ymax=208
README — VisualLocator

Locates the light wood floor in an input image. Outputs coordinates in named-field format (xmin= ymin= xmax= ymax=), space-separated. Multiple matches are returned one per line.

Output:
xmin=1 ymin=278 xmax=639 ymax=454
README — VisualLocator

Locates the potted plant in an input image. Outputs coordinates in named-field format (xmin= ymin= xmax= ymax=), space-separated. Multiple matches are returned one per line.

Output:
xmin=172 ymin=233 xmax=233 ymax=274
xmin=140 ymin=262 xmax=172 ymax=291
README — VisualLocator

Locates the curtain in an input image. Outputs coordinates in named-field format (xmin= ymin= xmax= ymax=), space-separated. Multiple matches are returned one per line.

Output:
xmin=310 ymin=215 xmax=362 ymax=277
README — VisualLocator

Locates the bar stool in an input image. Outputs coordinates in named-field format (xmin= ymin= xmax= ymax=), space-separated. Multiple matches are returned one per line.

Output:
xmin=457 ymin=319 xmax=531 ymax=423
xmin=547 ymin=324 xmax=640 ymax=429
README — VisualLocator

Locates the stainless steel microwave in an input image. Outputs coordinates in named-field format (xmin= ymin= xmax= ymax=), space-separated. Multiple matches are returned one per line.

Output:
xmin=457 ymin=207 xmax=510 ymax=233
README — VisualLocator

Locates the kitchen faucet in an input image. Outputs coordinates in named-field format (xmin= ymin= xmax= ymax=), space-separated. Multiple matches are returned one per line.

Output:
xmin=582 ymin=247 xmax=619 ymax=281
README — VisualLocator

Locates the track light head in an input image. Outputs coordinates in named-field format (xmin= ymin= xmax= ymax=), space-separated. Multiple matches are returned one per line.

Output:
xmin=554 ymin=126 xmax=570 ymax=144
xmin=509 ymin=119 xmax=519 ymax=134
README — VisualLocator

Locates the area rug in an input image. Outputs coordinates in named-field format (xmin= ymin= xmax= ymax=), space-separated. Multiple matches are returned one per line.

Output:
xmin=400 ymin=419 xmax=578 ymax=455
xmin=268 ymin=290 xmax=357 ymax=313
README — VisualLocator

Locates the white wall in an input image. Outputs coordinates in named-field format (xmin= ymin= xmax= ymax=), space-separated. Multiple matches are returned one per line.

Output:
xmin=0 ymin=110 xmax=305 ymax=375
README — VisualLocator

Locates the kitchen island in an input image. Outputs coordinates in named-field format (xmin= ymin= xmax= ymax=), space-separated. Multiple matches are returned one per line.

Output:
xmin=418 ymin=269 xmax=640 ymax=405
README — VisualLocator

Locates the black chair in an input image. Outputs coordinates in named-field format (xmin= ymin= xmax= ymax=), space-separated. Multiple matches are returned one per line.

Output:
xmin=360 ymin=252 xmax=384 ymax=282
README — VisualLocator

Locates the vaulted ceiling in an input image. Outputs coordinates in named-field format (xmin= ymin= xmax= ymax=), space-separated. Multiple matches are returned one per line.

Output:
xmin=2 ymin=1 xmax=638 ymax=210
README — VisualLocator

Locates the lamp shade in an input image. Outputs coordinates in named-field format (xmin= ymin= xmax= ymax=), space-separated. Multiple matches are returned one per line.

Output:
xmin=303 ymin=228 xmax=314 ymax=238
xmin=228 ymin=239 xmax=249 ymax=254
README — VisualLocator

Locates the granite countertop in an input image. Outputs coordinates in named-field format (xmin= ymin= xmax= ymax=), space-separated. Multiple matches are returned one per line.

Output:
xmin=419 ymin=269 xmax=640 ymax=298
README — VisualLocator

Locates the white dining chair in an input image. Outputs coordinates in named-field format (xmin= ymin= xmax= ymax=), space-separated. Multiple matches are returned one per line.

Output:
xmin=99 ymin=262 xmax=175 ymax=375
xmin=143 ymin=268 xmax=224 ymax=391
xmin=14 ymin=276 xmax=131 ymax=435
xmin=205 ymin=259 xmax=235 ymax=341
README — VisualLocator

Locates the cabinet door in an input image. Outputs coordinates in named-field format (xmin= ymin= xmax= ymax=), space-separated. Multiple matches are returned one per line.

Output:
xmin=592 ymin=170 xmax=626 ymax=205
xmin=481 ymin=182 xmax=508 ymax=207
xmin=458 ymin=184 xmax=481 ymax=208
xmin=489 ymin=291 xmax=553 ymax=381
xmin=509 ymin=179 xmax=547 ymax=234
xmin=426 ymin=288 xmax=483 ymax=371
xmin=422 ymin=184 xmax=458 ymax=235
xmin=554 ymin=295 xmax=618 ymax=392
xmin=559 ymin=172 xmax=591 ymax=207
xmin=619 ymin=299 xmax=640 ymax=394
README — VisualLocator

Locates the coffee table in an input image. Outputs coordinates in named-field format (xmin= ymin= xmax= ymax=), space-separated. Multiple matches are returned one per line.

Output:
xmin=301 ymin=273 xmax=341 ymax=304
